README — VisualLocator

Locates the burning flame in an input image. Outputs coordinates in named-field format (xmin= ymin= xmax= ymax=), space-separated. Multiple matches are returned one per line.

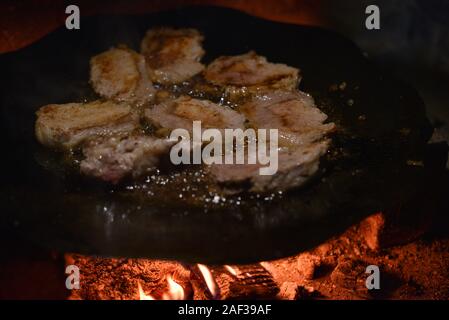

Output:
xmin=162 ymin=275 xmax=185 ymax=300
xmin=137 ymin=282 xmax=154 ymax=300
xmin=197 ymin=264 xmax=218 ymax=297
xmin=138 ymin=274 xmax=185 ymax=300
xmin=224 ymin=265 xmax=238 ymax=276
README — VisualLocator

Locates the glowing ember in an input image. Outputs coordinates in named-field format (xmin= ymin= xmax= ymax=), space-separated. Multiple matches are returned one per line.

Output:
xmin=197 ymin=264 xmax=218 ymax=297
xmin=224 ymin=265 xmax=238 ymax=276
xmin=137 ymin=282 xmax=154 ymax=300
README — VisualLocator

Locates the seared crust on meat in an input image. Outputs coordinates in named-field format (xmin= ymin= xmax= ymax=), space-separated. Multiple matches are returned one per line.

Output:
xmin=239 ymin=91 xmax=336 ymax=147
xmin=90 ymin=47 xmax=155 ymax=105
xmin=209 ymin=141 xmax=330 ymax=193
xmin=144 ymin=96 xmax=246 ymax=135
xmin=36 ymin=28 xmax=337 ymax=194
xmin=80 ymin=134 xmax=174 ymax=183
xmin=203 ymin=51 xmax=300 ymax=103
xmin=35 ymin=100 xmax=138 ymax=149
xmin=141 ymin=27 xmax=205 ymax=84
xmin=208 ymin=90 xmax=335 ymax=193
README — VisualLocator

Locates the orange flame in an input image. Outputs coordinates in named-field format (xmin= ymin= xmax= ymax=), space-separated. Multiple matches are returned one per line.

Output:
xmin=197 ymin=264 xmax=218 ymax=297
xmin=162 ymin=275 xmax=185 ymax=300
xmin=138 ymin=282 xmax=155 ymax=300
xmin=138 ymin=274 xmax=185 ymax=300
xmin=224 ymin=265 xmax=238 ymax=276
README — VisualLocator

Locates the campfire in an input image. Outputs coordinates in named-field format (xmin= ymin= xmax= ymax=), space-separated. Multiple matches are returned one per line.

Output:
xmin=138 ymin=275 xmax=185 ymax=300
xmin=62 ymin=211 xmax=449 ymax=300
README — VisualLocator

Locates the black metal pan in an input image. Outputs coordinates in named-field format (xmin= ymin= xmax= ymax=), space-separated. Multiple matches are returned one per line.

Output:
xmin=0 ymin=6 xmax=433 ymax=264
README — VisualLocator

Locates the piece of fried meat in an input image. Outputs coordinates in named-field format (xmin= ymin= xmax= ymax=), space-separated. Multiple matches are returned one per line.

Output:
xmin=207 ymin=90 xmax=335 ymax=193
xmin=203 ymin=51 xmax=300 ymax=103
xmin=144 ymin=96 xmax=246 ymax=136
xmin=141 ymin=27 xmax=205 ymax=84
xmin=80 ymin=134 xmax=174 ymax=183
xmin=90 ymin=47 xmax=155 ymax=105
xmin=35 ymin=100 xmax=139 ymax=149
xmin=239 ymin=91 xmax=335 ymax=147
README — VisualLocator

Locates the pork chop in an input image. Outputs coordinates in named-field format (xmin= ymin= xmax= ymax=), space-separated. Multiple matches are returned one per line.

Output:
xmin=203 ymin=51 xmax=300 ymax=103
xmin=207 ymin=90 xmax=335 ymax=193
xmin=35 ymin=100 xmax=139 ymax=149
xmin=209 ymin=141 xmax=330 ymax=193
xmin=239 ymin=91 xmax=336 ymax=147
xmin=141 ymin=27 xmax=205 ymax=84
xmin=80 ymin=134 xmax=174 ymax=183
xmin=90 ymin=47 xmax=155 ymax=105
xmin=144 ymin=96 xmax=246 ymax=136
